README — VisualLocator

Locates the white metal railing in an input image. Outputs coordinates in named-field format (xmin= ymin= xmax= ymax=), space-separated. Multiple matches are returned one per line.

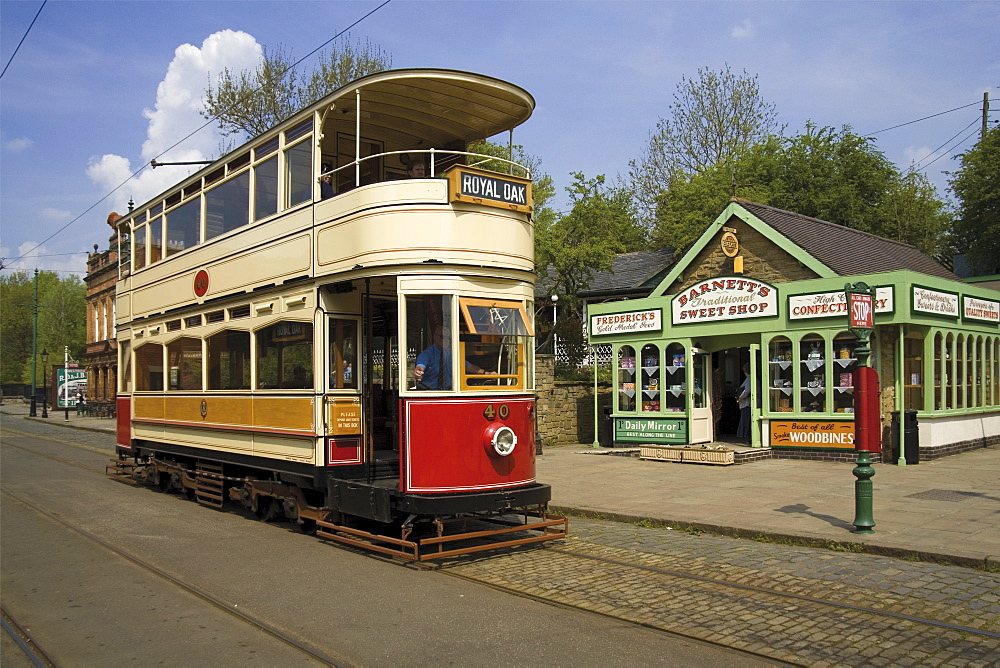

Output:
xmin=320 ymin=149 xmax=531 ymax=188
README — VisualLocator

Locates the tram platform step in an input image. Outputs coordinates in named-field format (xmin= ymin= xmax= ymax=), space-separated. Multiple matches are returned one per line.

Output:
xmin=195 ymin=462 xmax=225 ymax=508
xmin=105 ymin=458 xmax=140 ymax=484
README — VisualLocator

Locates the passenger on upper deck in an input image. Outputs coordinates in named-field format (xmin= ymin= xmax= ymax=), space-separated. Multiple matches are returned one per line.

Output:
xmin=406 ymin=160 xmax=427 ymax=178
xmin=320 ymin=163 xmax=335 ymax=200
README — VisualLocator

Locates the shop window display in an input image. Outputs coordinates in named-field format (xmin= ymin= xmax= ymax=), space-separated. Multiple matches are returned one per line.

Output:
xmin=800 ymin=334 xmax=826 ymax=413
xmin=640 ymin=344 xmax=661 ymax=412
xmin=617 ymin=345 xmax=636 ymax=412
xmin=664 ymin=342 xmax=686 ymax=412
xmin=768 ymin=336 xmax=794 ymax=412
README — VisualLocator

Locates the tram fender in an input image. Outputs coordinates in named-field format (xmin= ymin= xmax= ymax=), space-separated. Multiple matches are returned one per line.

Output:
xmin=327 ymin=478 xmax=393 ymax=523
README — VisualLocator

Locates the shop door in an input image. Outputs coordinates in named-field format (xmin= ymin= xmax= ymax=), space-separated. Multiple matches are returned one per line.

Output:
xmin=689 ymin=349 xmax=712 ymax=443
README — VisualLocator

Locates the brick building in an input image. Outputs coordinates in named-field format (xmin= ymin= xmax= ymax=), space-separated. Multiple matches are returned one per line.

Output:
xmin=84 ymin=213 xmax=121 ymax=405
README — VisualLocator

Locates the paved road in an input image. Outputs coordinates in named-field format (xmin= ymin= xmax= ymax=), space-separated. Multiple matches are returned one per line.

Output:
xmin=0 ymin=414 xmax=773 ymax=667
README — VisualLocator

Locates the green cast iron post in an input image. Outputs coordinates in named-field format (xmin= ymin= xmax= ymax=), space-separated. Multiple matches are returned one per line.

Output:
xmin=846 ymin=282 xmax=876 ymax=534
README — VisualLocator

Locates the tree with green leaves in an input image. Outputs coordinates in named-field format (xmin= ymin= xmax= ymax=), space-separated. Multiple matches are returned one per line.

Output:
xmin=536 ymin=173 xmax=646 ymax=364
xmin=948 ymin=125 xmax=1000 ymax=274
xmin=651 ymin=124 xmax=953 ymax=257
xmin=630 ymin=64 xmax=780 ymax=225
xmin=203 ymin=38 xmax=391 ymax=138
xmin=1 ymin=270 xmax=86 ymax=389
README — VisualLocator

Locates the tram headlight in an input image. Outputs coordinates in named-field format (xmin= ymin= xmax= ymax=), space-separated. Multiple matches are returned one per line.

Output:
xmin=484 ymin=424 xmax=517 ymax=457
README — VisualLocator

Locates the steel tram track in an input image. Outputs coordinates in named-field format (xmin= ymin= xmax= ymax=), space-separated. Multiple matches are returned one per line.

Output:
xmin=2 ymin=605 xmax=56 ymax=668
xmin=544 ymin=545 xmax=1000 ymax=640
xmin=1 ymin=488 xmax=346 ymax=668
xmin=435 ymin=557 xmax=797 ymax=667
xmin=439 ymin=541 xmax=1000 ymax=665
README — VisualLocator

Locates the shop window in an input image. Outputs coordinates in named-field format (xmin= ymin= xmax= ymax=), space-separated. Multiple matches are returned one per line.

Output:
xmin=256 ymin=321 xmax=314 ymax=389
xmin=664 ymin=342 xmax=685 ymax=412
xmin=167 ymin=337 xmax=203 ymax=391
xmin=800 ymin=333 xmax=826 ymax=413
xmin=135 ymin=343 xmax=164 ymax=391
xmin=903 ymin=333 xmax=924 ymax=411
xmin=692 ymin=352 xmax=706 ymax=409
xmin=935 ymin=332 xmax=955 ymax=410
xmin=768 ymin=335 xmax=794 ymax=413
xmin=991 ymin=337 xmax=999 ymax=406
xmin=833 ymin=331 xmax=859 ymax=414
xmin=975 ymin=336 xmax=984 ymax=408
xmin=328 ymin=318 xmax=358 ymax=390
xmin=207 ymin=330 xmax=250 ymax=390
xmin=640 ymin=344 xmax=661 ymax=412
xmin=617 ymin=345 xmax=636 ymax=412
xmin=956 ymin=334 xmax=967 ymax=409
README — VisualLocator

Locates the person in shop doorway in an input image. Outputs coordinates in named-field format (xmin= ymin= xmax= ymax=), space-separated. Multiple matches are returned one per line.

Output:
xmin=736 ymin=363 xmax=751 ymax=440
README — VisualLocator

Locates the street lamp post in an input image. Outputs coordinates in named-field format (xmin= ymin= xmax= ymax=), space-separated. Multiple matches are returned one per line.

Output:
xmin=41 ymin=348 xmax=49 ymax=418
xmin=551 ymin=294 xmax=559 ymax=356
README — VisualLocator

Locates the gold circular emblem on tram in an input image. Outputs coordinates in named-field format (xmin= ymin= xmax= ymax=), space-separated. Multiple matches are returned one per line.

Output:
xmin=721 ymin=231 xmax=739 ymax=258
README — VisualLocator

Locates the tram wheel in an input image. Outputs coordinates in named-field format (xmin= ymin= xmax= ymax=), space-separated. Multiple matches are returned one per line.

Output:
xmin=299 ymin=519 xmax=317 ymax=535
xmin=255 ymin=496 xmax=280 ymax=522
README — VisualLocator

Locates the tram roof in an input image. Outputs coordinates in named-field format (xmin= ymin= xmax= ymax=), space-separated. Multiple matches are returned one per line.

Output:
xmin=309 ymin=68 xmax=536 ymax=145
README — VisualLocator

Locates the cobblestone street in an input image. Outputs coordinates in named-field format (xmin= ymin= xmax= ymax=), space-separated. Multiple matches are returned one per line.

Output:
xmin=447 ymin=518 xmax=1000 ymax=666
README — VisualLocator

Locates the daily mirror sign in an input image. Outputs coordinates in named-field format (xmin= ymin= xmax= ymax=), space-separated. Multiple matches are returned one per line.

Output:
xmin=671 ymin=278 xmax=777 ymax=324
xmin=591 ymin=309 xmax=662 ymax=336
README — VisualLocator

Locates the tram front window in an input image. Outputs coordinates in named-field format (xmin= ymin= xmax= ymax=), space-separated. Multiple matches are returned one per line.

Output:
xmin=407 ymin=295 xmax=454 ymax=391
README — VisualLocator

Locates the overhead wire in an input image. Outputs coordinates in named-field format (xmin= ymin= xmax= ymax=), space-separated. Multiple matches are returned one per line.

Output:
xmin=0 ymin=0 xmax=47 ymax=80
xmin=910 ymin=117 xmax=981 ymax=172
xmin=5 ymin=0 xmax=392 ymax=270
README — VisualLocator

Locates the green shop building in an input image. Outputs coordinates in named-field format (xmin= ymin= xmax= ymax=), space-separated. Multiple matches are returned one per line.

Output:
xmin=586 ymin=199 xmax=1000 ymax=463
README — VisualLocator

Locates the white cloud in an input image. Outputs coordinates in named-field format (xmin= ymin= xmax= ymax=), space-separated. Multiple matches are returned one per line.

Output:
xmin=3 ymin=137 xmax=34 ymax=152
xmin=40 ymin=207 xmax=73 ymax=223
xmin=87 ymin=30 xmax=263 ymax=212
xmin=731 ymin=19 xmax=754 ymax=39
xmin=3 ymin=241 xmax=87 ymax=275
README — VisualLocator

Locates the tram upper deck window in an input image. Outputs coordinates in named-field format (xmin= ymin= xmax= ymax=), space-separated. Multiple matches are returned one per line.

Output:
xmin=133 ymin=223 xmax=148 ymax=270
xmin=256 ymin=320 xmax=314 ymax=389
xmin=205 ymin=169 xmax=250 ymax=240
xmin=285 ymin=121 xmax=313 ymax=207
xmin=166 ymin=198 xmax=200 ymax=256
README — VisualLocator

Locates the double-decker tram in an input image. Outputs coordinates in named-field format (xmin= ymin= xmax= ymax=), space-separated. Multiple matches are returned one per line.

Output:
xmin=107 ymin=69 xmax=567 ymax=560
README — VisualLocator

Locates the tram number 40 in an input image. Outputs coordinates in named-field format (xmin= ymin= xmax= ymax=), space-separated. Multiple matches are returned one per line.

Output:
xmin=483 ymin=404 xmax=509 ymax=421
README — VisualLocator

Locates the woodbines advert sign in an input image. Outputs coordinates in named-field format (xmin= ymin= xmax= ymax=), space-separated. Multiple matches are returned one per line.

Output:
xmin=671 ymin=278 xmax=777 ymax=325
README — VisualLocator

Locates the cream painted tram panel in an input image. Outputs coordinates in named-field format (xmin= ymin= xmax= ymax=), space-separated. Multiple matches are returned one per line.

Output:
xmin=316 ymin=206 xmax=532 ymax=276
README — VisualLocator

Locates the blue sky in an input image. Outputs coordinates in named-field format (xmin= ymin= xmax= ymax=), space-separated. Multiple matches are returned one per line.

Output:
xmin=1 ymin=0 xmax=997 ymax=277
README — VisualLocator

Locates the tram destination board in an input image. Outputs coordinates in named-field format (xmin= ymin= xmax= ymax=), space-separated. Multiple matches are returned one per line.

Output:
xmin=448 ymin=165 xmax=532 ymax=213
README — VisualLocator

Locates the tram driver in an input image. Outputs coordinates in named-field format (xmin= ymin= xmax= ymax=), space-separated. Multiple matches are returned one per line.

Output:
xmin=413 ymin=326 xmax=491 ymax=390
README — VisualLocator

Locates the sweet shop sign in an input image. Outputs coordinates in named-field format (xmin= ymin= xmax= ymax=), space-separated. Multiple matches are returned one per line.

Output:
xmin=671 ymin=278 xmax=777 ymax=325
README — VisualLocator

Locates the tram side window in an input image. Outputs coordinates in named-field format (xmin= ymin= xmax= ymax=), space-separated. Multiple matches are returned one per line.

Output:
xmin=406 ymin=295 xmax=454 ymax=391
xmin=166 ymin=198 xmax=200 ymax=256
xmin=167 ymin=337 xmax=203 ymax=391
xmin=328 ymin=318 xmax=358 ymax=390
xmin=133 ymin=224 xmax=147 ymax=270
xmin=254 ymin=155 xmax=278 ymax=221
xmin=120 ymin=340 xmax=132 ymax=393
xmin=149 ymin=216 xmax=163 ymax=264
xmin=208 ymin=330 xmax=251 ymax=390
xmin=205 ymin=170 xmax=250 ymax=240
xmin=286 ymin=139 xmax=313 ymax=207
xmin=256 ymin=321 xmax=314 ymax=389
xmin=135 ymin=343 xmax=164 ymax=391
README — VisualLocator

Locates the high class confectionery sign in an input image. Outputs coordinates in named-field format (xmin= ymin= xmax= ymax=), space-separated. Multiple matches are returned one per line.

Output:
xmin=788 ymin=287 xmax=894 ymax=320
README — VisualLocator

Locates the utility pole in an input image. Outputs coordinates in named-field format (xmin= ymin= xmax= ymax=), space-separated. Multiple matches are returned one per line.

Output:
xmin=29 ymin=269 xmax=40 ymax=416
xmin=983 ymin=92 xmax=990 ymax=140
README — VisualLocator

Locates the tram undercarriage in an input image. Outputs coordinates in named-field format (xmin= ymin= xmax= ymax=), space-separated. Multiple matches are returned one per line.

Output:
xmin=107 ymin=451 xmax=567 ymax=561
